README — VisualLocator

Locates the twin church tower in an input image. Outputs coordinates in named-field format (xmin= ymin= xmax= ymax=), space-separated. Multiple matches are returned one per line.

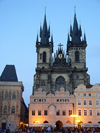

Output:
xmin=33 ymin=8 xmax=90 ymax=94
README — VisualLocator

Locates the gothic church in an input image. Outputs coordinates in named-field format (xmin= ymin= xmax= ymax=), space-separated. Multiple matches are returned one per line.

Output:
xmin=33 ymin=9 xmax=90 ymax=94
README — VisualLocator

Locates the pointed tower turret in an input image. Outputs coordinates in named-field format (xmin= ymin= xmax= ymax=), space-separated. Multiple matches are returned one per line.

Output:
xmin=84 ymin=32 xmax=87 ymax=43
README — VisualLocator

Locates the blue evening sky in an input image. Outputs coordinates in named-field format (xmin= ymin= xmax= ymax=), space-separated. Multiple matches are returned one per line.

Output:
xmin=0 ymin=0 xmax=100 ymax=106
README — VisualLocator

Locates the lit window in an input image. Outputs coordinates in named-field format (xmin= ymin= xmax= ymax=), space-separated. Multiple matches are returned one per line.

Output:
xmin=65 ymin=99 xmax=69 ymax=102
xmin=89 ymin=110 xmax=92 ymax=116
xmin=88 ymin=93 xmax=92 ymax=97
xmin=89 ymin=100 xmax=92 ymax=105
xmin=83 ymin=93 xmax=86 ymax=97
xmin=83 ymin=100 xmax=87 ymax=105
xmin=95 ymin=93 xmax=99 ymax=97
xmin=32 ymin=110 xmax=35 ymax=115
xmin=38 ymin=110 xmax=41 ymax=115
xmin=56 ymin=110 xmax=60 ymax=116
xmin=78 ymin=100 xmax=81 ymax=105
xmin=96 ymin=100 xmax=99 ymax=106
xmin=77 ymin=93 xmax=81 ymax=97
xmin=69 ymin=110 xmax=72 ymax=115
xmin=97 ymin=110 xmax=100 ymax=116
xmin=60 ymin=99 xmax=64 ymax=102
xmin=34 ymin=99 xmax=38 ymax=102
xmin=42 ymin=99 xmax=46 ymax=102
xmin=44 ymin=110 xmax=48 ymax=115
xmin=78 ymin=110 xmax=81 ymax=116
xmin=84 ymin=110 xmax=87 ymax=116
xmin=62 ymin=110 xmax=66 ymax=116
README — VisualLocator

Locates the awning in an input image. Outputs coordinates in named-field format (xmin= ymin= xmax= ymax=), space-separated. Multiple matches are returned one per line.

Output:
xmin=63 ymin=123 xmax=77 ymax=127
xmin=29 ymin=123 xmax=56 ymax=127
xmin=82 ymin=123 xmax=100 ymax=127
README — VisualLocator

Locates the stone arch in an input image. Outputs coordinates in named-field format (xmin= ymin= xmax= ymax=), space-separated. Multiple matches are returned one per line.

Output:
xmin=43 ymin=121 xmax=49 ymax=123
xmin=1 ymin=119 xmax=7 ymax=129
xmin=98 ymin=121 xmax=100 ymax=123
xmin=66 ymin=120 xmax=71 ymax=123
xmin=56 ymin=120 xmax=63 ymax=128
xmin=56 ymin=76 xmax=65 ymax=91
xmin=88 ymin=121 xmax=92 ymax=123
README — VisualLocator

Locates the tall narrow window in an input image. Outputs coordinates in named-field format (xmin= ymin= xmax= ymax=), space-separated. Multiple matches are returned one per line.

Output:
xmin=5 ymin=92 xmax=8 ymax=99
xmin=43 ymin=52 xmax=46 ymax=63
xmin=0 ymin=106 xmax=2 ymax=113
xmin=32 ymin=110 xmax=35 ymax=115
xmin=75 ymin=51 xmax=79 ymax=62
xmin=2 ymin=92 xmax=4 ymax=99
xmin=38 ymin=110 xmax=41 ymax=115
xmin=8 ymin=106 xmax=10 ymax=113
xmin=83 ymin=100 xmax=87 ymax=105
xmin=56 ymin=110 xmax=60 ymax=116
xmin=78 ymin=110 xmax=81 ymax=116
xmin=4 ymin=106 xmax=7 ymax=114
xmin=12 ymin=92 xmax=16 ymax=99
xmin=69 ymin=110 xmax=72 ymax=115
xmin=11 ymin=106 xmax=15 ymax=113
xmin=62 ymin=110 xmax=66 ymax=116
xmin=44 ymin=110 xmax=48 ymax=115
xmin=56 ymin=76 xmax=65 ymax=91
xmin=84 ymin=110 xmax=87 ymax=116
xmin=9 ymin=92 xmax=11 ymax=99
xmin=89 ymin=110 xmax=92 ymax=116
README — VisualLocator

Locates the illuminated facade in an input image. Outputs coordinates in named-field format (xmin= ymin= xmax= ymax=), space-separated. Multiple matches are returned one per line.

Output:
xmin=74 ymin=84 xmax=100 ymax=125
xmin=0 ymin=65 xmax=28 ymax=131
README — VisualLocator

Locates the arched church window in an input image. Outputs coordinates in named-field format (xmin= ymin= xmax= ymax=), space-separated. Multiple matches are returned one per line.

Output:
xmin=8 ymin=106 xmax=10 ymax=113
xmin=5 ymin=92 xmax=8 ymax=99
xmin=12 ymin=92 xmax=16 ymax=99
xmin=11 ymin=106 xmax=15 ymax=113
xmin=4 ymin=106 xmax=7 ymax=113
xmin=56 ymin=76 xmax=65 ymax=91
xmin=43 ymin=52 xmax=46 ymax=63
xmin=75 ymin=51 xmax=79 ymax=62
xmin=41 ymin=80 xmax=45 ymax=86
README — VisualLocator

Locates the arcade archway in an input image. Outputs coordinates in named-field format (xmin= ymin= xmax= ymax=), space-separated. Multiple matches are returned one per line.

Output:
xmin=56 ymin=120 xmax=63 ymax=128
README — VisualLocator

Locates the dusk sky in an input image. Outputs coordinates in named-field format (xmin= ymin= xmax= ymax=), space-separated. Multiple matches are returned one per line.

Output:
xmin=0 ymin=0 xmax=100 ymax=106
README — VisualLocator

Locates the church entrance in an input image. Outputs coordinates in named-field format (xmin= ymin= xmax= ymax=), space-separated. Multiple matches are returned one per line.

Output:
xmin=56 ymin=120 xmax=63 ymax=128
xmin=2 ymin=119 xmax=7 ymax=130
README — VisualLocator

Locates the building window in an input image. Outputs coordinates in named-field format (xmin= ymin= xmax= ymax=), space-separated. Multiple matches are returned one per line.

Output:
xmin=97 ymin=110 xmax=100 ymax=116
xmin=77 ymin=93 xmax=81 ymax=97
xmin=4 ymin=106 xmax=7 ymax=114
xmin=65 ymin=99 xmax=69 ymax=102
xmin=32 ymin=110 xmax=35 ymax=115
xmin=38 ymin=110 xmax=41 ymax=115
xmin=56 ymin=76 xmax=65 ymax=91
xmin=39 ymin=99 xmax=41 ymax=102
xmin=8 ymin=106 xmax=10 ymax=113
xmin=43 ymin=52 xmax=46 ymax=63
xmin=78 ymin=100 xmax=81 ymax=105
xmin=83 ymin=100 xmax=87 ymax=105
xmin=44 ymin=110 xmax=48 ymax=115
xmin=5 ymin=92 xmax=8 ymax=99
xmin=96 ymin=100 xmax=99 ymax=106
xmin=12 ymin=92 xmax=16 ymax=99
xmin=78 ymin=110 xmax=81 ymax=116
xmin=83 ymin=93 xmax=86 ymax=97
xmin=56 ymin=110 xmax=60 ymax=116
xmin=75 ymin=51 xmax=79 ymax=62
xmin=84 ymin=110 xmax=87 ymax=116
xmin=88 ymin=93 xmax=92 ymax=97
xmin=11 ymin=106 xmax=15 ymax=113
xmin=89 ymin=100 xmax=92 ymax=105
xmin=9 ymin=92 xmax=11 ymax=99
xmin=42 ymin=99 xmax=46 ymax=102
xmin=42 ymin=80 xmax=45 ymax=86
xmin=40 ymin=53 xmax=42 ymax=59
xmin=57 ymin=99 xmax=59 ymax=102
xmin=34 ymin=99 xmax=38 ymax=102
xmin=95 ymin=93 xmax=99 ymax=97
xmin=69 ymin=110 xmax=72 ymax=115
xmin=60 ymin=99 xmax=64 ymax=102
xmin=62 ymin=110 xmax=66 ymax=116
xmin=89 ymin=110 xmax=92 ymax=116
xmin=0 ymin=106 xmax=2 ymax=113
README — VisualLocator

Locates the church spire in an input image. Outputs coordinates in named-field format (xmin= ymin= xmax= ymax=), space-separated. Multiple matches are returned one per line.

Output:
xmin=40 ymin=7 xmax=50 ymax=45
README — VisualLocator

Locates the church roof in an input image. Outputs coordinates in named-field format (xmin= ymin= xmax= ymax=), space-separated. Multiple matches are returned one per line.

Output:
xmin=0 ymin=65 xmax=18 ymax=82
